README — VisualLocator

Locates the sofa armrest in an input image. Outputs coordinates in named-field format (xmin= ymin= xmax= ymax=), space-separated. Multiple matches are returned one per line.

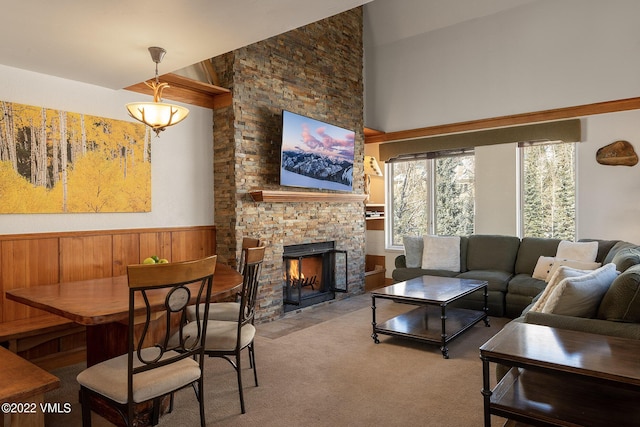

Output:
xmin=523 ymin=311 xmax=640 ymax=340
xmin=395 ymin=254 xmax=407 ymax=268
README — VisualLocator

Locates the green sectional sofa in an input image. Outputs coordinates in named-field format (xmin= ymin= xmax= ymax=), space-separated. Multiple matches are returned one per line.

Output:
xmin=393 ymin=234 xmax=638 ymax=318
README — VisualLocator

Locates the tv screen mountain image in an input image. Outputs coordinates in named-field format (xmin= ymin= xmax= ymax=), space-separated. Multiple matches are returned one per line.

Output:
xmin=280 ymin=110 xmax=355 ymax=192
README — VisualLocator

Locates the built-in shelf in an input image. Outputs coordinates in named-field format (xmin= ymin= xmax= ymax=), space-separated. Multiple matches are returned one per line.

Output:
xmin=249 ymin=190 xmax=367 ymax=203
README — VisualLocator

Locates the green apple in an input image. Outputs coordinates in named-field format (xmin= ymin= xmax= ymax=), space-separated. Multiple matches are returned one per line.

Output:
xmin=159 ymin=258 xmax=169 ymax=264
xmin=151 ymin=255 xmax=160 ymax=263
xmin=143 ymin=257 xmax=156 ymax=264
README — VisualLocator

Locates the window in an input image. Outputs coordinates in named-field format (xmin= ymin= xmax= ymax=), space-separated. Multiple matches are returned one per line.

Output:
xmin=519 ymin=142 xmax=576 ymax=240
xmin=387 ymin=152 xmax=475 ymax=248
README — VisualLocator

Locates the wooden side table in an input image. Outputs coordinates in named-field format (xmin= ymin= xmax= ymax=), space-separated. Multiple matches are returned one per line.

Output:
xmin=480 ymin=322 xmax=640 ymax=426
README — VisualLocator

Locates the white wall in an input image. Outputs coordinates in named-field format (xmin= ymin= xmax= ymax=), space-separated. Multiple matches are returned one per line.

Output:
xmin=365 ymin=0 xmax=640 ymax=131
xmin=364 ymin=0 xmax=640 ymax=263
xmin=577 ymin=110 xmax=640 ymax=241
xmin=0 ymin=64 xmax=214 ymax=234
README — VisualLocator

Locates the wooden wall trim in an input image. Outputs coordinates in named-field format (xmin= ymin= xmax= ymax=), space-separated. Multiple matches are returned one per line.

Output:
xmin=365 ymin=96 xmax=640 ymax=144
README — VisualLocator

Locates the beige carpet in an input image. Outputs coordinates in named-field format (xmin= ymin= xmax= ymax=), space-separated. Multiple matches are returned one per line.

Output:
xmin=45 ymin=296 xmax=509 ymax=426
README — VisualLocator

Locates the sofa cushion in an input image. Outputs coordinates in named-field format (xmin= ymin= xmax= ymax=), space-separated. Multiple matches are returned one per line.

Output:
xmin=611 ymin=247 xmax=640 ymax=273
xmin=421 ymin=235 xmax=460 ymax=272
xmin=579 ymin=239 xmax=619 ymax=263
xmin=391 ymin=268 xmax=458 ymax=283
xmin=508 ymin=274 xmax=547 ymax=298
xmin=540 ymin=263 xmax=618 ymax=318
xmin=456 ymin=270 xmax=512 ymax=293
xmin=515 ymin=237 xmax=561 ymax=275
xmin=403 ymin=236 xmax=424 ymax=268
xmin=556 ymin=240 xmax=598 ymax=262
xmin=603 ymin=241 xmax=636 ymax=264
xmin=466 ymin=235 xmax=520 ymax=273
xmin=598 ymin=264 xmax=640 ymax=322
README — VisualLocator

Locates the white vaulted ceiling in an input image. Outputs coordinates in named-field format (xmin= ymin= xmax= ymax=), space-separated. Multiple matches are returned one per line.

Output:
xmin=0 ymin=0 xmax=537 ymax=90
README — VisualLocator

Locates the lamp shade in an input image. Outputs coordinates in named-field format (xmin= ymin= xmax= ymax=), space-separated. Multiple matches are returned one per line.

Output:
xmin=126 ymin=101 xmax=189 ymax=133
xmin=364 ymin=155 xmax=383 ymax=176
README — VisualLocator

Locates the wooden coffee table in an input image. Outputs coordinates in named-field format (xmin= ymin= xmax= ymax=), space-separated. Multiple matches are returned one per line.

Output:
xmin=371 ymin=275 xmax=489 ymax=358
xmin=480 ymin=322 xmax=640 ymax=426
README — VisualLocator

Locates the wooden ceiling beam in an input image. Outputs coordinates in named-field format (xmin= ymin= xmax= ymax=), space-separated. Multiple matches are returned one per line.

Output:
xmin=125 ymin=72 xmax=231 ymax=110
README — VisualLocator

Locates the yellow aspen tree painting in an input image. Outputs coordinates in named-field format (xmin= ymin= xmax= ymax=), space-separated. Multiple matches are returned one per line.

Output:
xmin=0 ymin=100 xmax=150 ymax=213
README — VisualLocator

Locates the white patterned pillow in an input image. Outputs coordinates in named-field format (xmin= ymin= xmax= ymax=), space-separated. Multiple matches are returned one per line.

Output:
xmin=532 ymin=256 xmax=555 ymax=280
xmin=556 ymin=240 xmax=598 ymax=262
xmin=421 ymin=235 xmax=461 ymax=272
xmin=545 ymin=259 xmax=601 ymax=282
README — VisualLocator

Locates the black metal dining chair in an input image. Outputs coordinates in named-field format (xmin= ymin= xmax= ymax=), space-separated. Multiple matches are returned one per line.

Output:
xmin=180 ymin=246 xmax=265 ymax=413
xmin=76 ymin=255 xmax=217 ymax=427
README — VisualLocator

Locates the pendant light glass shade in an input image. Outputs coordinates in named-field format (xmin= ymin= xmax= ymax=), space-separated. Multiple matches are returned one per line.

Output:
xmin=126 ymin=47 xmax=189 ymax=137
xmin=126 ymin=101 xmax=189 ymax=134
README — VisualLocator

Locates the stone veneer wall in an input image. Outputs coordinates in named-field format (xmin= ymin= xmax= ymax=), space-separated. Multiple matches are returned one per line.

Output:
xmin=213 ymin=8 xmax=366 ymax=322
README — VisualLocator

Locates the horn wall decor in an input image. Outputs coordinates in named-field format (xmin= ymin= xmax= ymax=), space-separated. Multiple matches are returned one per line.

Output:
xmin=596 ymin=140 xmax=638 ymax=166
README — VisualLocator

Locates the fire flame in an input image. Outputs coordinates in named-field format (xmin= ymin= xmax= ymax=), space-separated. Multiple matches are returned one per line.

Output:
xmin=286 ymin=260 xmax=304 ymax=281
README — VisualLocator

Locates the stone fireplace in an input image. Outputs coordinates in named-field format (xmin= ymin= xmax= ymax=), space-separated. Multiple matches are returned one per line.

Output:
xmin=212 ymin=8 xmax=366 ymax=322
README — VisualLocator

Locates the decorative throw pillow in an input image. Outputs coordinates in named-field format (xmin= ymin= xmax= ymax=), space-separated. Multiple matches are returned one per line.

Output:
xmin=403 ymin=236 xmax=424 ymax=268
xmin=545 ymin=259 xmax=601 ymax=282
xmin=541 ymin=263 xmax=619 ymax=318
xmin=532 ymin=256 xmax=555 ymax=280
xmin=556 ymin=240 xmax=598 ymax=262
xmin=421 ymin=235 xmax=461 ymax=272
xmin=529 ymin=266 xmax=591 ymax=313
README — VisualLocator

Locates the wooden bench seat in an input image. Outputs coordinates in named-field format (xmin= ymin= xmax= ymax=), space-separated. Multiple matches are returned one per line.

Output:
xmin=0 ymin=346 xmax=60 ymax=427
xmin=0 ymin=314 xmax=86 ymax=370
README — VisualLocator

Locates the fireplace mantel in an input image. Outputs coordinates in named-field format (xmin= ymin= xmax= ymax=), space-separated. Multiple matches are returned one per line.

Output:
xmin=249 ymin=190 xmax=367 ymax=203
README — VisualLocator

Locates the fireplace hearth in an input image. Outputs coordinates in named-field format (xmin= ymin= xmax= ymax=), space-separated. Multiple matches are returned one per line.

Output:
xmin=283 ymin=241 xmax=347 ymax=312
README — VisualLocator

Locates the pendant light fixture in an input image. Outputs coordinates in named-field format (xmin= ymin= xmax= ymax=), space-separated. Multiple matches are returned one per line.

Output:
xmin=126 ymin=47 xmax=189 ymax=137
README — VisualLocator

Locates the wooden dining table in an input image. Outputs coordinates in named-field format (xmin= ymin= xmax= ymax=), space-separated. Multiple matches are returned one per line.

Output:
xmin=6 ymin=262 xmax=243 ymax=367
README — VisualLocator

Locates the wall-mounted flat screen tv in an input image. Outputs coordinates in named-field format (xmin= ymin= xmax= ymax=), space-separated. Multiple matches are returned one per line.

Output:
xmin=280 ymin=110 xmax=355 ymax=192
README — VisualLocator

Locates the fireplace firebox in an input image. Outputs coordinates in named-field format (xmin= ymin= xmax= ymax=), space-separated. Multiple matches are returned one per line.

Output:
xmin=283 ymin=241 xmax=348 ymax=311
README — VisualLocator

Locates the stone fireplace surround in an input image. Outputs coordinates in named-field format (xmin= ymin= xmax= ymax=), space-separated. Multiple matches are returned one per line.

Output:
xmin=211 ymin=8 xmax=366 ymax=322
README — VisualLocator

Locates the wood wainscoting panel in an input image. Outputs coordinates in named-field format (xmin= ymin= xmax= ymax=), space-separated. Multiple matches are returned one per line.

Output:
xmin=170 ymin=229 xmax=216 ymax=262
xmin=112 ymin=233 xmax=140 ymax=276
xmin=60 ymin=235 xmax=113 ymax=282
xmin=139 ymin=231 xmax=173 ymax=262
xmin=1 ymin=238 xmax=59 ymax=321
xmin=0 ymin=226 xmax=215 ymax=323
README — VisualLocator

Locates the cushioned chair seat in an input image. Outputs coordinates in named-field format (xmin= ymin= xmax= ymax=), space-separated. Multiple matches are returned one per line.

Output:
xmin=174 ymin=320 xmax=256 ymax=352
xmin=76 ymin=348 xmax=201 ymax=404
xmin=187 ymin=302 xmax=240 ymax=322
